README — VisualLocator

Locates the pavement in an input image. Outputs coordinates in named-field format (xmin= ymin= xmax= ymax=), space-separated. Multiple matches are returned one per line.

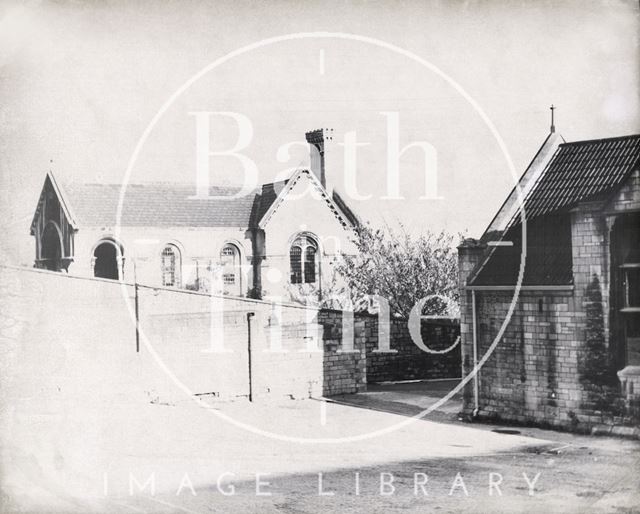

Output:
xmin=2 ymin=379 xmax=639 ymax=513
xmin=330 ymin=378 xmax=464 ymax=418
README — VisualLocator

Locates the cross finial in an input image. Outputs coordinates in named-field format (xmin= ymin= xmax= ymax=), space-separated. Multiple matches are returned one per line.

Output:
xmin=550 ymin=104 xmax=556 ymax=134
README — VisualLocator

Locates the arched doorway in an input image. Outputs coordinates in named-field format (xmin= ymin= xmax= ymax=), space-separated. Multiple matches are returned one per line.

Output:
xmin=40 ymin=222 xmax=62 ymax=271
xmin=93 ymin=240 xmax=123 ymax=280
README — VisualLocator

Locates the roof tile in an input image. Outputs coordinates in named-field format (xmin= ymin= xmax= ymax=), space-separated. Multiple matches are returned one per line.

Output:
xmin=61 ymin=181 xmax=286 ymax=228
xmin=520 ymin=134 xmax=640 ymax=220
xmin=470 ymin=133 xmax=640 ymax=287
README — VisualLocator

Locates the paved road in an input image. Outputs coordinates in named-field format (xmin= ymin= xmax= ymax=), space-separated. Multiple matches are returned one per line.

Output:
xmin=3 ymin=380 xmax=639 ymax=513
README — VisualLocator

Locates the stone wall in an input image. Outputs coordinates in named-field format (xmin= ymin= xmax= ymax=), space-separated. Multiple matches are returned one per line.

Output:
xmin=141 ymin=284 xmax=370 ymax=401
xmin=0 ymin=266 xmax=366 ymax=409
xmin=458 ymin=229 xmax=639 ymax=434
xmin=463 ymin=288 xmax=638 ymax=432
xmin=457 ymin=239 xmax=488 ymax=412
xmin=317 ymin=309 xmax=461 ymax=387
xmin=317 ymin=310 xmax=367 ymax=396
xmin=362 ymin=316 xmax=461 ymax=383
xmin=468 ymin=289 xmax=584 ymax=426
xmin=608 ymin=168 xmax=640 ymax=214
xmin=3 ymin=265 xmax=460 ymax=413
xmin=571 ymin=201 xmax=611 ymax=343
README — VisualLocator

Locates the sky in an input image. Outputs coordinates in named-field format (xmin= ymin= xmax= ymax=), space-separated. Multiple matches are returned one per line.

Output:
xmin=1 ymin=0 xmax=639 ymax=265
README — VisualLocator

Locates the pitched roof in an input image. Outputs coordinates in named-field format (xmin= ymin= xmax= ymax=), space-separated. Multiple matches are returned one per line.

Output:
xmin=482 ymin=132 xmax=564 ymax=237
xmin=34 ymin=170 xmax=357 ymax=230
xmin=29 ymin=171 xmax=80 ymax=234
xmin=471 ymin=213 xmax=573 ymax=286
xmin=62 ymin=181 xmax=266 ymax=228
xmin=249 ymin=181 xmax=286 ymax=227
xmin=469 ymin=133 xmax=640 ymax=288
xmin=517 ymin=134 xmax=640 ymax=221
xmin=332 ymin=190 xmax=360 ymax=227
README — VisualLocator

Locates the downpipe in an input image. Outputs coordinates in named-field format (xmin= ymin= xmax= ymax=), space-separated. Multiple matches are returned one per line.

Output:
xmin=247 ymin=312 xmax=255 ymax=402
xmin=472 ymin=290 xmax=480 ymax=418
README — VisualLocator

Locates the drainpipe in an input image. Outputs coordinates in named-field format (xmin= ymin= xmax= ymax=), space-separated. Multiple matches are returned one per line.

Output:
xmin=247 ymin=312 xmax=255 ymax=402
xmin=472 ymin=290 xmax=479 ymax=418
xmin=134 ymin=259 xmax=140 ymax=353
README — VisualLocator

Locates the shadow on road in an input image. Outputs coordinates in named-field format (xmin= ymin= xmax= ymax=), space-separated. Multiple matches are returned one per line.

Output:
xmin=103 ymin=434 xmax=638 ymax=514
xmin=326 ymin=378 xmax=463 ymax=424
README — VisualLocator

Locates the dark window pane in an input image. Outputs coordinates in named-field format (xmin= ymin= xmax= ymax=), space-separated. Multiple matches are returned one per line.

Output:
xmin=304 ymin=246 xmax=316 ymax=283
xmin=161 ymin=246 xmax=177 ymax=287
xmin=220 ymin=244 xmax=240 ymax=293
xmin=290 ymin=245 xmax=302 ymax=284
xmin=625 ymin=268 xmax=640 ymax=307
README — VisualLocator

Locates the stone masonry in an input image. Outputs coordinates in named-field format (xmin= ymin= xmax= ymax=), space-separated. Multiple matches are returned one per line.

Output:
xmin=458 ymin=167 xmax=640 ymax=435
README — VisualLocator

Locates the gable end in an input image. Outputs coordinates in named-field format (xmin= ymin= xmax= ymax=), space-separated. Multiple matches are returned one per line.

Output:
xmin=258 ymin=169 xmax=355 ymax=230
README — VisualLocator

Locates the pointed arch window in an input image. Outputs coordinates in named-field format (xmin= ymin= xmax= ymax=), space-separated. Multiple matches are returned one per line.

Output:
xmin=161 ymin=244 xmax=181 ymax=287
xmin=290 ymin=235 xmax=318 ymax=284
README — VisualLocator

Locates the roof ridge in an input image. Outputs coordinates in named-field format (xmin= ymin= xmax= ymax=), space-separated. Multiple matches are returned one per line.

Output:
xmin=64 ymin=180 xmax=286 ymax=189
xmin=35 ymin=172 xmax=300 ymax=230
xmin=559 ymin=134 xmax=640 ymax=147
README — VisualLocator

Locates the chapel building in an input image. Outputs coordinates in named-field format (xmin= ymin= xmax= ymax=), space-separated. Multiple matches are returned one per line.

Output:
xmin=30 ymin=128 xmax=359 ymax=303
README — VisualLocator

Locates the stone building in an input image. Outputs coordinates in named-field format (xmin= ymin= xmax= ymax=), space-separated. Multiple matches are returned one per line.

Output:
xmin=29 ymin=128 xmax=358 ymax=303
xmin=458 ymin=129 xmax=640 ymax=432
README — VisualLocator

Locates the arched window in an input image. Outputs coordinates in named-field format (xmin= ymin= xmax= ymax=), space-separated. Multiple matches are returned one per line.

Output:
xmin=221 ymin=243 xmax=242 ymax=295
xmin=290 ymin=235 xmax=318 ymax=284
xmin=161 ymin=244 xmax=181 ymax=287
xmin=93 ymin=239 xmax=124 ymax=280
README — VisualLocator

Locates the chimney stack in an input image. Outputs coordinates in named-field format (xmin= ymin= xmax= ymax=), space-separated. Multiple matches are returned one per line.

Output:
xmin=305 ymin=128 xmax=334 ymax=190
